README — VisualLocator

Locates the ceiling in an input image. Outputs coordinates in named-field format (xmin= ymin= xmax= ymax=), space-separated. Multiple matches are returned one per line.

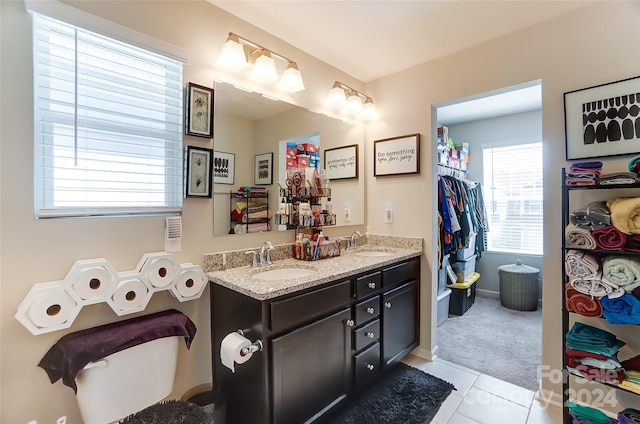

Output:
xmin=210 ymin=0 xmax=593 ymax=123
xmin=210 ymin=0 xmax=594 ymax=83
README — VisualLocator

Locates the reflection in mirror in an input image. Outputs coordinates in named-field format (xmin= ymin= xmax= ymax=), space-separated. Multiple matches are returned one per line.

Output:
xmin=212 ymin=82 xmax=365 ymax=236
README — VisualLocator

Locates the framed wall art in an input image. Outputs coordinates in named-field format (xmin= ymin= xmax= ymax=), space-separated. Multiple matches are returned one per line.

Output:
xmin=254 ymin=152 xmax=273 ymax=185
xmin=213 ymin=150 xmax=235 ymax=185
xmin=373 ymin=133 xmax=420 ymax=177
xmin=185 ymin=82 xmax=214 ymax=138
xmin=324 ymin=144 xmax=358 ymax=180
xmin=185 ymin=146 xmax=213 ymax=198
xmin=564 ymin=75 xmax=640 ymax=160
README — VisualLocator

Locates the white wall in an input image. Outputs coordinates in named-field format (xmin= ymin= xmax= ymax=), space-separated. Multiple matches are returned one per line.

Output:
xmin=0 ymin=1 xmax=365 ymax=422
xmin=364 ymin=0 xmax=640 ymax=407
xmin=448 ymin=110 xmax=543 ymax=294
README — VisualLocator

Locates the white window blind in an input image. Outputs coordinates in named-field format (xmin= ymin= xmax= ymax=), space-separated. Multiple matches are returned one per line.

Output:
xmin=33 ymin=13 xmax=184 ymax=218
xmin=482 ymin=142 xmax=543 ymax=255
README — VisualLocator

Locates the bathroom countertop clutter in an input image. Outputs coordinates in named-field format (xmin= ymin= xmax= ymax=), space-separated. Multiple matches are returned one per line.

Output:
xmin=205 ymin=234 xmax=423 ymax=300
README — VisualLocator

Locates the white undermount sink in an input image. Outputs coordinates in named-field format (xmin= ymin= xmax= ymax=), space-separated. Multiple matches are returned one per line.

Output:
xmin=252 ymin=267 xmax=316 ymax=281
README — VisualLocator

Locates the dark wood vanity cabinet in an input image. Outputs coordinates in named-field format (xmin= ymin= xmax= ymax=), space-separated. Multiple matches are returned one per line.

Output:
xmin=211 ymin=256 xmax=420 ymax=424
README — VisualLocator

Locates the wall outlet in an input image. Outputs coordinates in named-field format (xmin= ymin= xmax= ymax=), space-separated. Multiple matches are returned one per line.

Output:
xmin=384 ymin=203 xmax=393 ymax=224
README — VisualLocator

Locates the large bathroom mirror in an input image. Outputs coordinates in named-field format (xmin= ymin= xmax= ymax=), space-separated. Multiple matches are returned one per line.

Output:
xmin=212 ymin=82 xmax=365 ymax=236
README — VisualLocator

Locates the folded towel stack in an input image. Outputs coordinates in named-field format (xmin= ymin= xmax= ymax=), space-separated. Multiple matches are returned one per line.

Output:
xmin=565 ymin=322 xmax=626 ymax=385
xmin=599 ymin=172 xmax=640 ymax=186
xmin=620 ymin=355 xmax=640 ymax=395
xmin=566 ymin=161 xmax=603 ymax=186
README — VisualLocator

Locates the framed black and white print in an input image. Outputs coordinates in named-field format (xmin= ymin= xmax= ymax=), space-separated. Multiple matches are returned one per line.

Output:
xmin=564 ymin=76 xmax=640 ymax=160
xmin=373 ymin=133 xmax=420 ymax=177
xmin=185 ymin=146 xmax=213 ymax=198
xmin=254 ymin=152 xmax=273 ymax=185
xmin=324 ymin=144 xmax=358 ymax=180
xmin=185 ymin=82 xmax=214 ymax=138
xmin=213 ymin=151 xmax=235 ymax=185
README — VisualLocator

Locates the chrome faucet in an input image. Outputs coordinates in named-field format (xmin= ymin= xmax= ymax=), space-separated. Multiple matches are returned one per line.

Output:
xmin=349 ymin=231 xmax=363 ymax=250
xmin=245 ymin=250 xmax=258 ymax=268
xmin=260 ymin=241 xmax=275 ymax=266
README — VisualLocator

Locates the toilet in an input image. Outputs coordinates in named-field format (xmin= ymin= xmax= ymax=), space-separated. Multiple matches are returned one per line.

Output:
xmin=74 ymin=336 xmax=180 ymax=424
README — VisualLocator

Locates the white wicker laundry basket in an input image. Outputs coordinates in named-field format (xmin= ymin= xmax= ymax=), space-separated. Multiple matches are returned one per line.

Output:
xmin=498 ymin=260 xmax=540 ymax=311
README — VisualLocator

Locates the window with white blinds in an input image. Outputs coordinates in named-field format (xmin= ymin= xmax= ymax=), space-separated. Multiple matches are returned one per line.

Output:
xmin=482 ymin=142 xmax=543 ymax=255
xmin=33 ymin=13 xmax=184 ymax=218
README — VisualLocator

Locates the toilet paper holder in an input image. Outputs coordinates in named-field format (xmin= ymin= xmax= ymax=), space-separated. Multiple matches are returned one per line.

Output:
xmin=237 ymin=329 xmax=263 ymax=356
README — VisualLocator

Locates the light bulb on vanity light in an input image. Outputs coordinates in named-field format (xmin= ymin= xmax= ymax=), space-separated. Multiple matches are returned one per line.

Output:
xmin=345 ymin=91 xmax=363 ymax=114
xmin=279 ymin=62 xmax=305 ymax=93
xmin=217 ymin=33 xmax=247 ymax=72
xmin=362 ymin=97 xmax=378 ymax=120
xmin=251 ymin=49 xmax=279 ymax=83
xmin=327 ymin=82 xmax=347 ymax=107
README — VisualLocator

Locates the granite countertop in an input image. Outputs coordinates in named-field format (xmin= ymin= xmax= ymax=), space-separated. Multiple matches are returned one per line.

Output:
xmin=207 ymin=244 xmax=422 ymax=301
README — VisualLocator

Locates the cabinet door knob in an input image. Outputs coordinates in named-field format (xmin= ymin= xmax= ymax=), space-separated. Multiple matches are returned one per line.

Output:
xmin=366 ymin=332 xmax=375 ymax=339
xmin=384 ymin=302 xmax=392 ymax=309
xmin=368 ymin=282 xmax=376 ymax=289
xmin=366 ymin=364 xmax=375 ymax=371
xmin=366 ymin=307 xmax=375 ymax=314
xmin=346 ymin=319 xmax=355 ymax=327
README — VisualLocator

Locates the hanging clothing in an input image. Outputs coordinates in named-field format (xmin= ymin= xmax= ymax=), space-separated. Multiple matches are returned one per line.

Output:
xmin=437 ymin=175 xmax=488 ymax=263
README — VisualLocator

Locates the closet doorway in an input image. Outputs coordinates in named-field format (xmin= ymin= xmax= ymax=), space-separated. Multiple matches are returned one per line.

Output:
xmin=433 ymin=80 xmax=543 ymax=391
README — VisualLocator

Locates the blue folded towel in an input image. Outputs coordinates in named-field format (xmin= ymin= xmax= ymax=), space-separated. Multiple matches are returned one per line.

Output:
xmin=600 ymin=293 xmax=640 ymax=325
xmin=565 ymin=322 xmax=625 ymax=356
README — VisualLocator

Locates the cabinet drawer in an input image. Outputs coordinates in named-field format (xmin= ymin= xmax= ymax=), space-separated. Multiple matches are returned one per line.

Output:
xmin=355 ymin=271 xmax=381 ymax=300
xmin=353 ymin=319 xmax=380 ymax=351
xmin=354 ymin=342 xmax=381 ymax=390
xmin=382 ymin=258 xmax=420 ymax=288
xmin=354 ymin=296 xmax=380 ymax=326
xmin=270 ymin=280 xmax=352 ymax=334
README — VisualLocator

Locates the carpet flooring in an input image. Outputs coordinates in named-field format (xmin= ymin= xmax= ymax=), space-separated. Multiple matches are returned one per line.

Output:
xmin=324 ymin=363 xmax=456 ymax=424
xmin=436 ymin=294 xmax=542 ymax=391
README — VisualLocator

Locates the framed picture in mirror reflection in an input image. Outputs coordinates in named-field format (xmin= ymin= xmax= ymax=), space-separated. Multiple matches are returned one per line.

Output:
xmin=255 ymin=152 xmax=273 ymax=185
xmin=213 ymin=151 xmax=235 ymax=185
xmin=185 ymin=146 xmax=213 ymax=198
xmin=324 ymin=144 xmax=358 ymax=180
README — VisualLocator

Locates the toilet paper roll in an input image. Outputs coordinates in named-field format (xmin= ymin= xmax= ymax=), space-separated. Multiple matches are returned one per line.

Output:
xmin=112 ymin=279 xmax=148 ymax=311
xmin=220 ymin=332 xmax=253 ymax=373
xmin=73 ymin=267 xmax=113 ymax=300
xmin=28 ymin=291 xmax=75 ymax=328
xmin=174 ymin=270 xmax=204 ymax=298
xmin=144 ymin=258 xmax=177 ymax=288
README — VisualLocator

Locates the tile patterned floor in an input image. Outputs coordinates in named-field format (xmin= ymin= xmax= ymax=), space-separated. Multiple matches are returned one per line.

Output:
xmin=402 ymin=355 xmax=563 ymax=424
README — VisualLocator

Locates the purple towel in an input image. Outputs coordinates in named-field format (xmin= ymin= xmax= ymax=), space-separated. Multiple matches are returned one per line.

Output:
xmin=38 ymin=309 xmax=196 ymax=392
xmin=571 ymin=161 xmax=604 ymax=170
xmin=618 ymin=408 xmax=640 ymax=424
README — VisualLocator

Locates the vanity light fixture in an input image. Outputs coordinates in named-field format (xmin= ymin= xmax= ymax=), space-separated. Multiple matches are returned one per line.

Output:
xmin=217 ymin=32 xmax=305 ymax=93
xmin=327 ymin=81 xmax=378 ymax=120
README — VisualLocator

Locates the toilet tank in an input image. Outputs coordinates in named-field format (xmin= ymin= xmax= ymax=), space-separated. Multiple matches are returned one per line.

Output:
xmin=75 ymin=336 xmax=180 ymax=424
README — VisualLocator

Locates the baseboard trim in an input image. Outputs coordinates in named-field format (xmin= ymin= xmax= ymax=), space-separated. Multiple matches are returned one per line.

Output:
xmin=476 ymin=288 xmax=543 ymax=304
xmin=410 ymin=345 xmax=436 ymax=361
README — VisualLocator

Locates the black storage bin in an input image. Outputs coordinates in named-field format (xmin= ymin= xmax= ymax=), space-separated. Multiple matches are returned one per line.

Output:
xmin=448 ymin=274 xmax=478 ymax=316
